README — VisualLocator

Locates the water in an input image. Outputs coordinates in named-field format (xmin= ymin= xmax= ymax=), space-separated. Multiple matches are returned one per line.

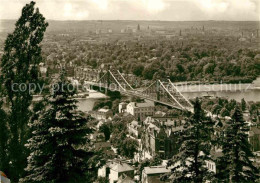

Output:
xmin=176 ymin=83 xmax=260 ymax=102
xmin=76 ymin=84 xmax=260 ymax=112
xmin=76 ymin=90 xmax=108 ymax=112
xmin=182 ymin=89 xmax=260 ymax=102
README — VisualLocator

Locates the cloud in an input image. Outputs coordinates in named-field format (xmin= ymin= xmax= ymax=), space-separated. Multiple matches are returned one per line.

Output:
xmin=91 ymin=0 xmax=109 ymax=10
xmin=139 ymin=0 xmax=167 ymax=13
xmin=191 ymin=0 xmax=259 ymax=20
xmin=0 ymin=0 xmax=259 ymax=20
xmin=62 ymin=2 xmax=89 ymax=19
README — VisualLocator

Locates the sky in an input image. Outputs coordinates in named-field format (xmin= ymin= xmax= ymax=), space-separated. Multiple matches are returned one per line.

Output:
xmin=0 ymin=0 xmax=259 ymax=21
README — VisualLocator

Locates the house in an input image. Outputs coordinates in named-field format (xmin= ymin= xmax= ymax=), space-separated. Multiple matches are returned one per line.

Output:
xmin=98 ymin=161 xmax=135 ymax=183
xmin=128 ymin=120 xmax=141 ymax=138
xmin=0 ymin=171 xmax=10 ymax=183
xmin=142 ymin=166 xmax=170 ymax=183
xmin=118 ymin=174 xmax=135 ymax=183
xmin=141 ymin=116 xmax=184 ymax=159
xmin=249 ymin=126 xmax=260 ymax=152
xmin=89 ymin=108 xmax=113 ymax=120
xmin=205 ymin=150 xmax=223 ymax=174
xmin=119 ymin=102 xmax=128 ymax=113
xmin=126 ymin=101 xmax=155 ymax=121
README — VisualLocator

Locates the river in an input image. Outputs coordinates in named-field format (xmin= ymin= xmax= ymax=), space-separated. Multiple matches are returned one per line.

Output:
xmin=77 ymin=83 xmax=260 ymax=112
xmin=177 ymin=83 xmax=260 ymax=102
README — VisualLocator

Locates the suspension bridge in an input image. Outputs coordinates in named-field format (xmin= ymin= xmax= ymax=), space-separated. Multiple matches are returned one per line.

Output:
xmin=86 ymin=69 xmax=193 ymax=111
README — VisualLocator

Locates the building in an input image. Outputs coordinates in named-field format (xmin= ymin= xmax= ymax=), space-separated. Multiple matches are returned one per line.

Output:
xmin=89 ymin=108 xmax=113 ymax=120
xmin=205 ymin=150 xmax=223 ymax=174
xmin=0 ymin=171 xmax=10 ymax=183
xmin=119 ymin=102 xmax=127 ymax=113
xmin=127 ymin=120 xmax=141 ymax=138
xmin=98 ymin=161 xmax=135 ymax=183
xmin=126 ymin=101 xmax=155 ymax=121
xmin=142 ymin=166 xmax=170 ymax=183
xmin=118 ymin=174 xmax=135 ymax=183
xmin=141 ymin=115 xmax=184 ymax=159
xmin=249 ymin=126 xmax=260 ymax=152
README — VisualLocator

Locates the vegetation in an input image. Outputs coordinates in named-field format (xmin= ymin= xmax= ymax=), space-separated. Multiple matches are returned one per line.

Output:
xmin=44 ymin=35 xmax=260 ymax=84
xmin=219 ymin=106 xmax=259 ymax=182
xmin=168 ymin=98 xmax=214 ymax=183
xmin=201 ymin=97 xmax=260 ymax=123
xmin=100 ymin=115 xmax=139 ymax=159
xmin=22 ymin=71 xmax=98 ymax=182
xmin=0 ymin=1 xmax=48 ymax=180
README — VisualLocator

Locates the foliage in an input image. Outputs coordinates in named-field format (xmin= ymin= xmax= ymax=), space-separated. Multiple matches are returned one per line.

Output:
xmin=219 ymin=106 xmax=259 ymax=182
xmin=109 ymin=116 xmax=138 ymax=159
xmin=21 ymin=72 xmax=98 ymax=183
xmin=99 ymin=122 xmax=112 ymax=141
xmin=168 ymin=98 xmax=214 ymax=183
xmin=0 ymin=1 xmax=48 ymax=180
xmin=241 ymin=98 xmax=247 ymax=111
xmin=0 ymin=101 xmax=8 ymax=173
xmin=96 ymin=176 xmax=109 ymax=183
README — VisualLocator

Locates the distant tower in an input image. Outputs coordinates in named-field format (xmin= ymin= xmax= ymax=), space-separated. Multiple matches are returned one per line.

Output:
xmin=147 ymin=25 xmax=150 ymax=30
xmin=242 ymin=31 xmax=243 ymax=37
xmin=179 ymin=29 xmax=182 ymax=36
xmin=137 ymin=24 xmax=140 ymax=31
xmin=203 ymin=25 xmax=205 ymax=31
xmin=257 ymin=29 xmax=259 ymax=38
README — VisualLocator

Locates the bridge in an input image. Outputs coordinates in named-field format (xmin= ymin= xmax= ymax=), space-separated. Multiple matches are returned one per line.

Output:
xmin=86 ymin=69 xmax=193 ymax=111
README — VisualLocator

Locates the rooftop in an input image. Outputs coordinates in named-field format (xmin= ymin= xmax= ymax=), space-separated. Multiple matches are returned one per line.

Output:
xmin=109 ymin=162 xmax=134 ymax=173
xmin=98 ymin=108 xmax=110 ymax=113
xmin=143 ymin=166 xmax=171 ymax=175
xmin=128 ymin=101 xmax=155 ymax=108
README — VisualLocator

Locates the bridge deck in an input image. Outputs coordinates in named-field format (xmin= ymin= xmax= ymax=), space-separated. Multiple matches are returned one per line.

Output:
xmin=86 ymin=81 xmax=193 ymax=112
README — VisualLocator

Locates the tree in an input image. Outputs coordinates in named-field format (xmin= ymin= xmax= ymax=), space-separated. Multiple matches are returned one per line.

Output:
xmin=0 ymin=101 xmax=8 ymax=173
xmin=118 ymin=138 xmax=138 ymax=159
xmin=241 ymin=98 xmax=247 ymax=111
xmin=211 ymin=104 xmax=222 ymax=116
xmin=21 ymin=72 xmax=98 ymax=183
xmin=142 ymin=64 xmax=157 ymax=80
xmin=168 ymin=98 xmax=214 ymax=183
xmin=132 ymin=63 xmax=144 ymax=76
xmin=220 ymin=106 xmax=259 ymax=182
xmin=220 ymin=108 xmax=230 ymax=117
xmin=99 ymin=123 xmax=111 ymax=141
xmin=0 ymin=1 xmax=48 ymax=180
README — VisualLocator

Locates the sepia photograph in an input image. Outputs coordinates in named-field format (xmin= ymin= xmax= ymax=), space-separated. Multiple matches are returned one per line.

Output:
xmin=0 ymin=0 xmax=260 ymax=182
